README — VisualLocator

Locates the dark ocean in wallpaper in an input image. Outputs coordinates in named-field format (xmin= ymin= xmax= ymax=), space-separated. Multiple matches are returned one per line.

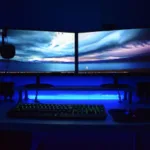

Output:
xmin=0 ymin=30 xmax=75 ymax=73
xmin=78 ymin=28 xmax=150 ymax=72
xmin=0 ymin=61 xmax=74 ymax=72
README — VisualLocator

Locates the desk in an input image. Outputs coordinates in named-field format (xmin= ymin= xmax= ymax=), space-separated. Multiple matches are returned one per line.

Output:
xmin=0 ymin=102 xmax=150 ymax=132
xmin=17 ymin=86 xmax=134 ymax=104
xmin=0 ymin=102 xmax=150 ymax=150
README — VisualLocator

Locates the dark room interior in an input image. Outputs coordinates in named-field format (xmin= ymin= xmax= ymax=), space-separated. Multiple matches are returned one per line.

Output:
xmin=1 ymin=0 xmax=150 ymax=150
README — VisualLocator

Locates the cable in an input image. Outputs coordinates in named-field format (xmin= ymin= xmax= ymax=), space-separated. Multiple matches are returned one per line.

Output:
xmin=34 ymin=76 xmax=40 ymax=103
xmin=0 ymin=57 xmax=10 ymax=82
xmin=112 ymin=75 xmax=122 ymax=102
xmin=35 ymin=89 xmax=39 ymax=103
xmin=0 ymin=36 xmax=10 ymax=82
xmin=117 ymin=88 xmax=122 ymax=103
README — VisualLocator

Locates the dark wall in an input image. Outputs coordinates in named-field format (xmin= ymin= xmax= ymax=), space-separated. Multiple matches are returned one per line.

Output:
xmin=0 ymin=0 xmax=150 ymax=31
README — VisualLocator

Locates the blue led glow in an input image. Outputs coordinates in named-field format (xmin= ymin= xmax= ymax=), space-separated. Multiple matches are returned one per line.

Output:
xmin=28 ymin=94 xmax=122 ymax=101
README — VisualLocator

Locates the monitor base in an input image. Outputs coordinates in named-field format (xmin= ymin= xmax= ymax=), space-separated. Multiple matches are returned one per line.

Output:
xmin=24 ymin=84 xmax=54 ymax=101
xmin=24 ymin=84 xmax=54 ymax=89
xmin=100 ymin=84 xmax=129 ymax=103
xmin=100 ymin=84 xmax=129 ymax=89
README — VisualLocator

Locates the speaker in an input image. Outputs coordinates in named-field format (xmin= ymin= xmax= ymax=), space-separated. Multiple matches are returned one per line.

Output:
xmin=0 ymin=44 xmax=15 ymax=59
xmin=0 ymin=82 xmax=14 ymax=101
xmin=0 ymin=27 xmax=16 ymax=59
xmin=136 ymin=82 xmax=150 ymax=103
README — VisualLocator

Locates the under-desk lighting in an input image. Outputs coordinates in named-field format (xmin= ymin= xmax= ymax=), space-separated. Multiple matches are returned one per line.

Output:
xmin=28 ymin=94 xmax=122 ymax=101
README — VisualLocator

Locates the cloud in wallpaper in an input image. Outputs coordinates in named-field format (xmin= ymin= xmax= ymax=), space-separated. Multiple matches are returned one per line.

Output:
xmin=78 ymin=28 xmax=150 ymax=72
xmin=0 ymin=30 xmax=75 ymax=72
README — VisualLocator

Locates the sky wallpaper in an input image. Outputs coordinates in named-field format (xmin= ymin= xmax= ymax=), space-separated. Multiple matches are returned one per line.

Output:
xmin=0 ymin=30 xmax=75 ymax=73
xmin=78 ymin=28 xmax=150 ymax=73
xmin=1 ymin=28 xmax=150 ymax=74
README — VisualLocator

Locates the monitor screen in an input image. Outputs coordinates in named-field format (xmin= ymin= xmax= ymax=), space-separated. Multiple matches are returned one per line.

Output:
xmin=0 ymin=29 xmax=75 ymax=74
xmin=78 ymin=28 xmax=150 ymax=74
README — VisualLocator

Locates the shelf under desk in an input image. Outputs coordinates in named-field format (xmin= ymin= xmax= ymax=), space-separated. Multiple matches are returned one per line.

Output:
xmin=16 ymin=86 xmax=134 ymax=104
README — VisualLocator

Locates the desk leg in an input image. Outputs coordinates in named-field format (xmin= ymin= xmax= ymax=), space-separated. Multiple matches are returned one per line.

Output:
xmin=129 ymin=91 xmax=132 ymax=104
xmin=19 ymin=90 xmax=22 ymax=102
xmin=30 ymin=132 xmax=47 ymax=150
xmin=24 ymin=90 xmax=28 ymax=100
xmin=134 ymin=132 xmax=142 ymax=150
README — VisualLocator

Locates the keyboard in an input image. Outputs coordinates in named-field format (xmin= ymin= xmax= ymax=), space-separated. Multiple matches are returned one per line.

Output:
xmin=7 ymin=103 xmax=107 ymax=120
xmin=109 ymin=108 xmax=150 ymax=123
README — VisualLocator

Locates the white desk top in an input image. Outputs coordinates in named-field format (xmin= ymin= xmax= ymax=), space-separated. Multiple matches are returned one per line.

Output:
xmin=0 ymin=102 xmax=150 ymax=132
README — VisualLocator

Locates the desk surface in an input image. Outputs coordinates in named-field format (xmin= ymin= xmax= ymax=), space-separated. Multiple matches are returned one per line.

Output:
xmin=0 ymin=101 xmax=150 ymax=132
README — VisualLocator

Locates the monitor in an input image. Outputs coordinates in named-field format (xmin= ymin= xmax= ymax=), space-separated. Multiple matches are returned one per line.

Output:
xmin=78 ymin=28 xmax=150 ymax=75
xmin=0 ymin=29 xmax=75 ymax=75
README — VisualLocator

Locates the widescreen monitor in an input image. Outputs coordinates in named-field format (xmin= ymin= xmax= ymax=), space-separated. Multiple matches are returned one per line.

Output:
xmin=0 ymin=29 xmax=75 ymax=75
xmin=78 ymin=28 xmax=150 ymax=74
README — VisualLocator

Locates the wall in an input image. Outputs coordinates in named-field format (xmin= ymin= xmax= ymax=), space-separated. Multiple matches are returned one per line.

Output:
xmin=0 ymin=0 xmax=150 ymax=31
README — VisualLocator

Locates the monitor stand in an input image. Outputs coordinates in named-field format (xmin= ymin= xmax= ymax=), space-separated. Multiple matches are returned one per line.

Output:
xmin=24 ymin=76 xmax=54 ymax=102
xmin=100 ymin=75 xmax=129 ymax=88
xmin=25 ymin=76 xmax=54 ymax=89
xmin=100 ymin=75 xmax=129 ymax=102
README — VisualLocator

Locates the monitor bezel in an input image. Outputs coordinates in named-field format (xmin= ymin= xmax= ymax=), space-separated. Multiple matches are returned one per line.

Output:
xmin=78 ymin=27 xmax=150 ymax=76
xmin=0 ymin=28 xmax=76 ymax=76
xmin=1 ymin=27 xmax=150 ymax=76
